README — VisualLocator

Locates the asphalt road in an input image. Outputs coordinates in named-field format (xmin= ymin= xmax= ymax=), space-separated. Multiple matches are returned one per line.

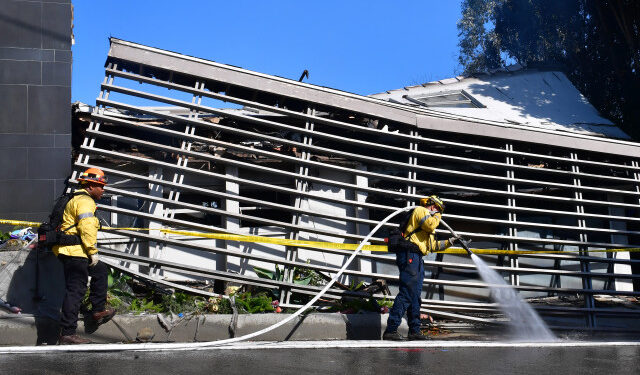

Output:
xmin=1 ymin=341 xmax=639 ymax=375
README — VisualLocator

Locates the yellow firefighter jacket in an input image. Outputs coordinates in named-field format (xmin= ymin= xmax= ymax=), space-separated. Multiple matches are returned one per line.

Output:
xmin=404 ymin=206 xmax=452 ymax=255
xmin=52 ymin=189 xmax=100 ymax=258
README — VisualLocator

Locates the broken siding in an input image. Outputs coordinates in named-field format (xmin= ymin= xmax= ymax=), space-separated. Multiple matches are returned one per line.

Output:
xmin=77 ymin=38 xmax=640 ymax=327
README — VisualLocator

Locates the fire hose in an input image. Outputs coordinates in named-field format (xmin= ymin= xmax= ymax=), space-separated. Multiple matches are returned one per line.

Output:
xmin=0 ymin=205 xmax=417 ymax=353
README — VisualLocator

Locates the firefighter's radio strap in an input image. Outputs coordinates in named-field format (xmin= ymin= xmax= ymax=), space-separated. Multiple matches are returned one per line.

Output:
xmin=37 ymin=191 xmax=87 ymax=248
xmin=387 ymin=211 xmax=430 ymax=254
xmin=402 ymin=214 xmax=429 ymax=241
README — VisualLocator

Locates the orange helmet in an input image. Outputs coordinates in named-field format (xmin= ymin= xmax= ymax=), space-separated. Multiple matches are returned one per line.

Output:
xmin=77 ymin=168 xmax=107 ymax=185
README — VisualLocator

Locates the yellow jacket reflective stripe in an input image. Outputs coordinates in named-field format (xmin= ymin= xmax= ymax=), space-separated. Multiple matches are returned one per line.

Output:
xmin=404 ymin=206 xmax=452 ymax=255
xmin=53 ymin=189 xmax=100 ymax=258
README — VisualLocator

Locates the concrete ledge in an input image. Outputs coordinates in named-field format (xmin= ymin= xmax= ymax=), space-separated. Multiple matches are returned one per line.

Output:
xmin=0 ymin=313 xmax=409 ymax=346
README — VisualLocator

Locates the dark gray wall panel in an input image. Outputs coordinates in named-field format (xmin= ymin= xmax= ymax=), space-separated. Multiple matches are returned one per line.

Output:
xmin=0 ymin=134 xmax=55 ymax=148
xmin=27 ymin=85 xmax=71 ymax=133
xmin=42 ymin=61 xmax=71 ymax=86
xmin=6 ymin=211 xmax=50 ymax=222
xmin=27 ymin=147 xmax=71 ymax=179
xmin=0 ymin=85 xmax=28 ymax=133
xmin=0 ymin=1 xmax=42 ymax=48
xmin=0 ymin=148 xmax=28 ymax=179
xmin=41 ymin=2 xmax=71 ymax=50
xmin=54 ymin=49 xmax=71 ymax=63
xmin=53 ymin=134 xmax=71 ymax=148
xmin=0 ymin=0 xmax=71 ymax=224
xmin=0 ymin=180 xmax=54 ymax=213
xmin=0 ymin=60 xmax=41 ymax=84
xmin=0 ymin=47 xmax=54 ymax=61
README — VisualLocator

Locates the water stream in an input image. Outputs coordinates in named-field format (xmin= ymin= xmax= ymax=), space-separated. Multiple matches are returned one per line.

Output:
xmin=470 ymin=253 xmax=556 ymax=342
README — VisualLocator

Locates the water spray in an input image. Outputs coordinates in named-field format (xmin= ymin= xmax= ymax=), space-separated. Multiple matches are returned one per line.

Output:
xmin=439 ymin=217 xmax=555 ymax=341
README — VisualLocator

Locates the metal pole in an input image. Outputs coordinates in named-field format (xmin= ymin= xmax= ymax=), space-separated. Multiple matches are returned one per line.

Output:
xmin=282 ymin=106 xmax=315 ymax=305
xmin=506 ymin=143 xmax=520 ymax=286
xmin=572 ymin=152 xmax=596 ymax=328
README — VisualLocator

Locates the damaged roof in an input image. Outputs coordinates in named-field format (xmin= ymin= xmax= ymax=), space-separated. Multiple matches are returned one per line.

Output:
xmin=104 ymin=38 xmax=639 ymax=156
xmin=370 ymin=67 xmax=630 ymax=140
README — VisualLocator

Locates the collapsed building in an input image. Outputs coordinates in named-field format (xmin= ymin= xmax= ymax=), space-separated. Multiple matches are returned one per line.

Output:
xmin=74 ymin=38 xmax=640 ymax=330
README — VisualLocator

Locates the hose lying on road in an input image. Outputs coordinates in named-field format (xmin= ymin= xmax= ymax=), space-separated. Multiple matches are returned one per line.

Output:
xmin=0 ymin=206 xmax=414 ymax=354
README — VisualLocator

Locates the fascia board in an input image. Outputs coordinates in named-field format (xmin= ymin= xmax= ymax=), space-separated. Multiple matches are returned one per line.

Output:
xmin=107 ymin=38 xmax=417 ymax=126
xmin=417 ymin=114 xmax=640 ymax=157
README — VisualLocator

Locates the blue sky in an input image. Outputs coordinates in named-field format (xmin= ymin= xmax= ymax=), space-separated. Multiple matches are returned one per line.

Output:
xmin=72 ymin=1 xmax=464 ymax=104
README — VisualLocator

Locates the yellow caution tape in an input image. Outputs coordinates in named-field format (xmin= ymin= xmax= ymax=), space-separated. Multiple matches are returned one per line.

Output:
xmin=432 ymin=248 xmax=640 ymax=255
xmin=107 ymin=227 xmax=388 ymax=252
xmin=103 ymin=227 xmax=640 ymax=255
xmin=0 ymin=219 xmax=42 ymax=227
xmin=3 ymin=218 xmax=639 ymax=255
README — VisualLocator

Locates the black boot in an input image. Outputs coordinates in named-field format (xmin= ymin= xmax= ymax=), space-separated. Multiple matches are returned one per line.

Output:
xmin=407 ymin=331 xmax=430 ymax=341
xmin=59 ymin=334 xmax=91 ymax=345
xmin=382 ymin=331 xmax=406 ymax=341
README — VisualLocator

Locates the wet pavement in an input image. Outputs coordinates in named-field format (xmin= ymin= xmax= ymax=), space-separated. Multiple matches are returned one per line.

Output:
xmin=1 ymin=341 xmax=639 ymax=375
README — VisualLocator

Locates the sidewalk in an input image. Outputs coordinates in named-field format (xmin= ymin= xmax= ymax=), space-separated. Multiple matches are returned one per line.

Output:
xmin=3 ymin=243 xmax=638 ymax=346
xmin=0 ymin=312 xmax=490 ymax=346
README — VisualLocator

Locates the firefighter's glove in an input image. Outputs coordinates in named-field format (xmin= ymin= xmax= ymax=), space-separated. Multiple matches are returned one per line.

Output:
xmin=89 ymin=253 xmax=100 ymax=267
xmin=448 ymin=237 xmax=458 ymax=246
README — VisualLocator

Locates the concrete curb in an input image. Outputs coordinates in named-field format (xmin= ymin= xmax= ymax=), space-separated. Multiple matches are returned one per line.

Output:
xmin=0 ymin=313 xmax=413 ymax=346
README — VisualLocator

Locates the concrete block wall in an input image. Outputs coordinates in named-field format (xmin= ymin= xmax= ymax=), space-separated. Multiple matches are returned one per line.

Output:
xmin=0 ymin=0 xmax=73 ymax=222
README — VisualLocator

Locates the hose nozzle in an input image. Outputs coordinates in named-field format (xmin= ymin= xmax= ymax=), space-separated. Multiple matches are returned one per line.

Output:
xmin=440 ymin=219 xmax=474 ymax=256
xmin=457 ymin=238 xmax=474 ymax=256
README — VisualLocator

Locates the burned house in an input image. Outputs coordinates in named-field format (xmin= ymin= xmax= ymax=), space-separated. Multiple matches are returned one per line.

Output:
xmin=75 ymin=38 xmax=640 ymax=329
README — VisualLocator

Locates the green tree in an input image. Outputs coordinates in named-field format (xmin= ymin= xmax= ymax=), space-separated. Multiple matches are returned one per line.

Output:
xmin=458 ymin=0 xmax=640 ymax=140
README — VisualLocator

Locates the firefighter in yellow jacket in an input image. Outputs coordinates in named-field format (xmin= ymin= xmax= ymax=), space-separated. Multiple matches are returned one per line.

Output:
xmin=383 ymin=195 xmax=457 ymax=341
xmin=55 ymin=168 xmax=115 ymax=345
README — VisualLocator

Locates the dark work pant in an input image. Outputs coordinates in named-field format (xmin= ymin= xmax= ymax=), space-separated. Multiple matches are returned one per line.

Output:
xmin=58 ymin=254 xmax=108 ymax=336
xmin=386 ymin=251 xmax=424 ymax=334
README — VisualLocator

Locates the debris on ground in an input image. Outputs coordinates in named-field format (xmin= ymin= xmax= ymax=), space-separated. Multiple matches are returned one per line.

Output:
xmin=9 ymin=228 xmax=36 ymax=242
xmin=0 ymin=239 xmax=29 ymax=252
xmin=528 ymin=294 xmax=640 ymax=310
xmin=420 ymin=313 xmax=434 ymax=324
xmin=136 ymin=327 xmax=155 ymax=342
xmin=593 ymin=294 xmax=640 ymax=309
xmin=157 ymin=313 xmax=173 ymax=332
xmin=0 ymin=297 xmax=21 ymax=314
xmin=422 ymin=324 xmax=452 ymax=337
